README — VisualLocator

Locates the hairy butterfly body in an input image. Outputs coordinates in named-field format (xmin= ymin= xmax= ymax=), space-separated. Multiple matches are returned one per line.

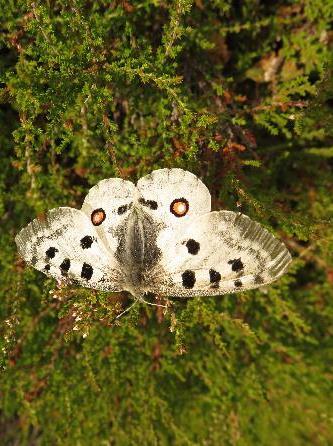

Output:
xmin=16 ymin=169 xmax=291 ymax=299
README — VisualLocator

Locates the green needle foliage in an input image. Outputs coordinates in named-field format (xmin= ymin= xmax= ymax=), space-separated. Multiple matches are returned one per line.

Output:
xmin=1 ymin=1 xmax=333 ymax=444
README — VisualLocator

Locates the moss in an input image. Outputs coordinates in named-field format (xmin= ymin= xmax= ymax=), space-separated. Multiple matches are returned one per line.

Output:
xmin=1 ymin=1 xmax=333 ymax=444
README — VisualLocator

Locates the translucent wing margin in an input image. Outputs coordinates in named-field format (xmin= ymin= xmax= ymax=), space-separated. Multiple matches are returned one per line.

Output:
xmin=15 ymin=207 xmax=124 ymax=291
xmin=146 ymin=211 xmax=292 ymax=297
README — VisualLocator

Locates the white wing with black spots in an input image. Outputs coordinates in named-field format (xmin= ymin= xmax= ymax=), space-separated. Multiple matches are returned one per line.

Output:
xmin=15 ymin=208 xmax=123 ymax=291
xmin=147 ymin=210 xmax=291 ymax=296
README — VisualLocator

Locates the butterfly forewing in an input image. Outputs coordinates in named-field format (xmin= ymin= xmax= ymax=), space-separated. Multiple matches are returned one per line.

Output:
xmin=146 ymin=210 xmax=291 ymax=296
xmin=15 ymin=207 xmax=124 ymax=291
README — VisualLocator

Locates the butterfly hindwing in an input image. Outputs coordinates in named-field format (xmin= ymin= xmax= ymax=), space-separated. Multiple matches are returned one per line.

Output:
xmin=147 ymin=210 xmax=292 ymax=297
xmin=137 ymin=168 xmax=211 ymax=227
xmin=15 ymin=207 xmax=123 ymax=291
xmin=81 ymin=177 xmax=136 ymax=252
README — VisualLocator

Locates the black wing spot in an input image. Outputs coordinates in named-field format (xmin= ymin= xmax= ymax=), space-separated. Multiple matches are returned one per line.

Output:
xmin=234 ymin=279 xmax=242 ymax=288
xmin=60 ymin=258 xmax=70 ymax=276
xmin=209 ymin=269 xmax=221 ymax=285
xmin=147 ymin=200 xmax=158 ymax=210
xmin=186 ymin=239 xmax=200 ymax=255
xmin=80 ymin=235 xmax=93 ymax=249
xmin=254 ymin=274 xmax=264 ymax=284
xmin=81 ymin=262 xmax=93 ymax=280
xmin=182 ymin=270 xmax=196 ymax=289
xmin=118 ymin=204 xmax=128 ymax=215
xmin=44 ymin=264 xmax=51 ymax=271
xmin=139 ymin=198 xmax=158 ymax=210
xmin=228 ymin=258 xmax=244 ymax=272
xmin=46 ymin=247 xmax=58 ymax=258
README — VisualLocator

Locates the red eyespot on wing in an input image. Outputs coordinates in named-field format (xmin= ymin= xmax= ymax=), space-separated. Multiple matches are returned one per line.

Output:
xmin=91 ymin=208 xmax=106 ymax=226
xmin=170 ymin=198 xmax=189 ymax=217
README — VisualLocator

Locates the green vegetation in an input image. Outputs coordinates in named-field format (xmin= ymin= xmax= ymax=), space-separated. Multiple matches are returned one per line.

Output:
xmin=1 ymin=1 xmax=333 ymax=444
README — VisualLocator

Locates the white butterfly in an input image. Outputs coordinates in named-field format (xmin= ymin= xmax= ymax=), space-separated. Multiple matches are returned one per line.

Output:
xmin=16 ymin=168 xmax=291 ymax=305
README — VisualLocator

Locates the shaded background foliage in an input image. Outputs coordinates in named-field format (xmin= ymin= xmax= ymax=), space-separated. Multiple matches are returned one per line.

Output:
xmin=1 ymin=0 xmax=333 ymax=444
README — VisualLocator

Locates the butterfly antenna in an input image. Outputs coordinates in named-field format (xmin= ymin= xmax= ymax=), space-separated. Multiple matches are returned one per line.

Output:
xmin=139 ymin=298 xmax=168 ymax=309
xmin=112 ymin=300 xmax=138 ymax=322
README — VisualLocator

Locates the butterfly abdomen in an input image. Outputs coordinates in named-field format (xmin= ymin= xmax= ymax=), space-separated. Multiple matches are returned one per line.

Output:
xmin=115 ymin=206 xmax=163 ymax=294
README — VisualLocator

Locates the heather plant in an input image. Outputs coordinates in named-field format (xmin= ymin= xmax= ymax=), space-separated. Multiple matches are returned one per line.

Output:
xmin=1 ymin=1 xmax=333 ymax=445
